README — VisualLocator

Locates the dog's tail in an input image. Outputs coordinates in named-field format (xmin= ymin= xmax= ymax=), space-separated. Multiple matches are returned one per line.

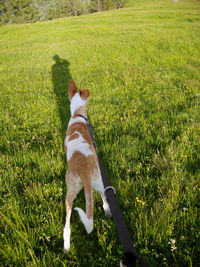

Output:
xmin=74 ymin=180 xmax=93 ymax=234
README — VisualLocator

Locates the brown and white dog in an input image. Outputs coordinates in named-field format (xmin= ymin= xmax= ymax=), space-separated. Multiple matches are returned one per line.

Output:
xmin=63 ymin=80 xmax=111 ymax=252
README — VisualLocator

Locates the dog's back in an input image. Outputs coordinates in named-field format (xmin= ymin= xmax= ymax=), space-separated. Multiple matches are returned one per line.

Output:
xmin=64 ymin=116 xmax=99 ymax=230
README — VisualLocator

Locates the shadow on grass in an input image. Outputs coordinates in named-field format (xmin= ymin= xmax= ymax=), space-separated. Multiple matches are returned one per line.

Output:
xmin=52 ymin=55 xmax=72 ymax=135
xmin=51 ymin=55 xmax=72 ymax=254
xmin=51 ymin=55 xmax=72 ymax=181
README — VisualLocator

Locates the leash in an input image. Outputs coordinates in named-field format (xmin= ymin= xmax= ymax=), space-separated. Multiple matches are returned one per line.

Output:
xmin=75 ymin=114 xmax=148 ymax=267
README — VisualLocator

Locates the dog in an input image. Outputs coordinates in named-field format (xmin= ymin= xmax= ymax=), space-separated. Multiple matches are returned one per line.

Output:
xmin=63 ymin=80 xmax=111 ymax=252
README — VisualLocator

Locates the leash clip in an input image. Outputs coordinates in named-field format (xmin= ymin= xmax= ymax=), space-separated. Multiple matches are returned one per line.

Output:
xmin=104 ymin=186 xmax=116 ymax=195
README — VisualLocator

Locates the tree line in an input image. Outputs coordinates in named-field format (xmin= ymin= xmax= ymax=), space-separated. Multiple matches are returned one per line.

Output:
xmin=0 ymin=0 xmax=125 ymax=25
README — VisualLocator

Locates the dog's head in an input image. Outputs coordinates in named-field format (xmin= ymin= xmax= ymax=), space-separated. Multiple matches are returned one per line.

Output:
xmin=68 ymin=80 xmax=90 ymax=116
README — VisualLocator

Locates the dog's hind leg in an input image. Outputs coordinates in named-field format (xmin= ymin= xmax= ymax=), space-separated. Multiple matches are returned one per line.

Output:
xmin=91 ymin=176 xmax=112 ymax=217
xmin=74 ymin=179 xmax=94 ymax=234
xmin=100 ymin=192 xmax=112 ymax=217
xmin=63 ymin=172 xmax=82 ymax=252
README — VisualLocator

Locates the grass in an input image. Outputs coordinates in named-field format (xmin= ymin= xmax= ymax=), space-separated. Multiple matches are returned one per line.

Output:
xmin=0 ymin=0 xmax=200 ymax=266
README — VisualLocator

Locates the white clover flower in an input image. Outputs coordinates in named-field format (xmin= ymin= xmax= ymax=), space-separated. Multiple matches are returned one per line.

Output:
xmin=168 ymin=239 xmax=177 ymax=251
xmin=170 ymin=239 xmax=176 ymax=244
xmin=171 ymin=246 xmax=177 ymax=251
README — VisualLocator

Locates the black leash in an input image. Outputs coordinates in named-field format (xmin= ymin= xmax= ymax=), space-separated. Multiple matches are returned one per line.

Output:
xmin=75 ymin=114 xmax=148 ymax=267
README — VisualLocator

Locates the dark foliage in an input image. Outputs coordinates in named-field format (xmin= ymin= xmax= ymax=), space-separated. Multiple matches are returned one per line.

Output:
xmin=0 ymin=0 xmax=125 ymax=25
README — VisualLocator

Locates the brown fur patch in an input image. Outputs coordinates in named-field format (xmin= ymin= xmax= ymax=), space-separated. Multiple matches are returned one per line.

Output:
xmin=68 ymin=133 xmax=79 ymax=141
xmin=68 ymin=80 xmax=77 ymax=100
xmin=79 ymin=89 xmax=90 ymax=100
xmin=68 ymin=152 xmax=98 ymax=183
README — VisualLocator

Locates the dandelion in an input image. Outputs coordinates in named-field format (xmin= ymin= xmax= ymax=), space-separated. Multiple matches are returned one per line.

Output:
xmin=136 ymin=197 xmax=146 ymax=205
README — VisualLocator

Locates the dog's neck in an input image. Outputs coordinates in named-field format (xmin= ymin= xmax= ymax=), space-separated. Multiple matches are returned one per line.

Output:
xmin=74 ymin=114 xmax=88 ymax=122
xmin=73 ymin=105 xmax=87 ymax=118
xmin=70 ymin=92 xmax=88 ymax=117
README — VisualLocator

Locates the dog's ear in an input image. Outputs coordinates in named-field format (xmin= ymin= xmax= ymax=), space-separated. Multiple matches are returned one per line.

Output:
xmin=68 ymin=80 xmax=77 ymax=100
xmin=79 ymin=89 xmax=90 ymax=100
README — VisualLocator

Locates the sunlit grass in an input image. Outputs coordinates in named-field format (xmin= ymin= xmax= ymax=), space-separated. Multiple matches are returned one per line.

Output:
xmin=0 ymin=0 xmax=200 ymax=266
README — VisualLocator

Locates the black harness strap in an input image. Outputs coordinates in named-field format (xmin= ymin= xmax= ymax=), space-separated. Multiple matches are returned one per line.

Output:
xmin=75 ymin=114 xmax=148 ymax=267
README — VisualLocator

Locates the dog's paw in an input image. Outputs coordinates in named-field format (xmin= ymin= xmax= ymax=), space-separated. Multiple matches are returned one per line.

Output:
xmin=105 ymin=208 xmax=112 ymax=218
xmin=63 ymin=241 xmax=70 ymax=253
xmin=63 ymin=227 xmax=70 ymax=252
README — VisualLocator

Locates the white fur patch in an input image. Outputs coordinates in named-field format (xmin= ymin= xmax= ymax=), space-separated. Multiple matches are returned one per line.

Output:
xmin=74 ymin=207 xmax=93 ymax=234
xmin=66 ymin=133 xmax=93 ymax=161
xmin=67 ymin=117 xmax=86 ymax=129
xmin=70 ymin=93 xmax=88 ymax=116
xmin=64 ymin=131 xmax=80 ymax=146
xmin=91 ymin=174 xmax=104 ymax=192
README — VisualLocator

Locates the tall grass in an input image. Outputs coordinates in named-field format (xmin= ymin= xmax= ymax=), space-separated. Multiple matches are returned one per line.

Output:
xmin=0 ymin=0 xmax=200 ymax=266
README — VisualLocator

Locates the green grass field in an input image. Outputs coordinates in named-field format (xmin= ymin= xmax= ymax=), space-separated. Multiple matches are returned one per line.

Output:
xmin=0 ymin=0 xmax=200 ymax=266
